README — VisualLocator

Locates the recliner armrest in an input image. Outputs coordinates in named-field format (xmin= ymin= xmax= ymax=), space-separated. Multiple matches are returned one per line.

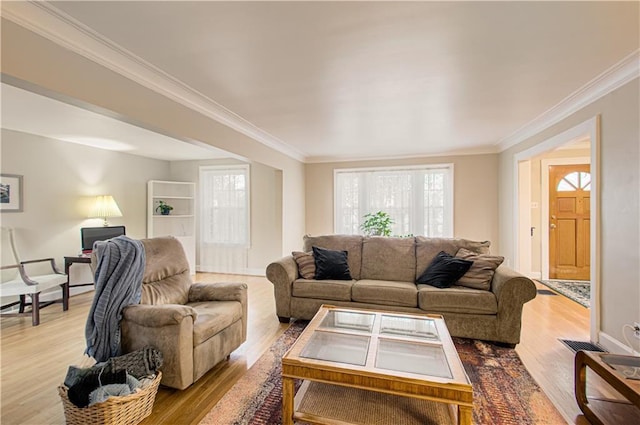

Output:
xmin=188 ymin=282 xmax=248 ymax=303
xmin=122 ymin=304 xmax=197 ymax=327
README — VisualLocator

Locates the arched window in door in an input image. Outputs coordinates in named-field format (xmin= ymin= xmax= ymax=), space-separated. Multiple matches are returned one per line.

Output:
xmin=557 ymin=171 xmax=591 ymax=192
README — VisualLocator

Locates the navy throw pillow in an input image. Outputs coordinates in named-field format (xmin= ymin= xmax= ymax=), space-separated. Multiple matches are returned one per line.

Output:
xmin=416 ymin=251 xmax=473 ymax=288
xmin=312 ymin=246 xmax=352 ymax=280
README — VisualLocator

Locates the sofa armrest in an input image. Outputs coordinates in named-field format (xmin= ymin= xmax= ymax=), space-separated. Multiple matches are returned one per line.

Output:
xmin=188 ymin=282 xmax=248 ymax=340
xmin=188 ymin=282 xmax=247 ymax=303
xmin=120 ymin=304 xmax=196 ymax=390
xmin=266 ymin=256 xmax=298 ymax=319
xmin=122 ymin=304 xmax=197 ymax=327
xmin=491 ymin=265 xmax=537 ymax=344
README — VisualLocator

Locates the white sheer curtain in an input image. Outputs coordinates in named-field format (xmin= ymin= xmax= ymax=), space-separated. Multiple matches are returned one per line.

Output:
xmin=199 ymin=165 xmax=250 ymax=273
xmin=334 ymin=165 xmax=453 ymax=237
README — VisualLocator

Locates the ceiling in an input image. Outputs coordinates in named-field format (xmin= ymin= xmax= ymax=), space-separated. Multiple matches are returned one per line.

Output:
xmin=1 ymin=83 xmax=233 ymax=161
xmin=3 ymin=1 xmax=639 ymax=162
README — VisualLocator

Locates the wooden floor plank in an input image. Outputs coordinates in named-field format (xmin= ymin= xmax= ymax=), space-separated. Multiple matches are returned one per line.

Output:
xmin=0 ymin=274 xmax=602 ymax=424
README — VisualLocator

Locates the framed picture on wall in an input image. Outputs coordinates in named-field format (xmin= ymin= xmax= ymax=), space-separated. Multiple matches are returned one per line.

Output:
xmin=0 ymin=174 xmax=23 ymax=212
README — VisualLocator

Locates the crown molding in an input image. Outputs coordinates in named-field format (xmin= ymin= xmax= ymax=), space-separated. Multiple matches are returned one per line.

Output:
xmin=1 ymin=1 xmax=307 ymax=162
xmin=306 ymin=145 xmax=499 ymax=164
xmin=497 ymin=49 xmax=640 ymax=152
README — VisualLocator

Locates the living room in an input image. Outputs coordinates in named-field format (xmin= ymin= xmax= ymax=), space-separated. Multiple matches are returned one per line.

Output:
xmin=1 ymin=2 xmax=639 ymax=424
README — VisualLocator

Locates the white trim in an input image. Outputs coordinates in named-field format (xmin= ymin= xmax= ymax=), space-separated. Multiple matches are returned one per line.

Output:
xmin=528 ymin=271 xmax=541 ymax=280
xmin=513 ymin=116 xmax=600 ymax=343
xmin=516 ymin=160 xmax=532 ymax=275
xmin=243 ymin=268 xmax=266 ymax=277
xmin=599 ymin=332 xmax=639 ymax=356
xmin=2 ymin=1 xmax=306 ymax=162
xmin=540 ymin=157 xmax=590 ymax=281
xmin=499 ymin=50 xmax=639 ymax=151
xmin=308 ymin=147 xmax=499 ymax=164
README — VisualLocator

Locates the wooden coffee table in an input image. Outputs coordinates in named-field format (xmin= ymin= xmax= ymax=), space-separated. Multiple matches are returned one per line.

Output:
xmin=281 ymin=305 xmax=473 ymax=425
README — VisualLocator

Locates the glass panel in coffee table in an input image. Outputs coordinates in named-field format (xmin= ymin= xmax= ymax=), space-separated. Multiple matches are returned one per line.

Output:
xmin=282 ymin=305 xmax=473 ymax=425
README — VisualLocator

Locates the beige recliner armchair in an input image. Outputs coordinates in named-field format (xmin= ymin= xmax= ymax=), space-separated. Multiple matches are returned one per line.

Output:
xmin=94 ymin=236 xmax=247 ymax=390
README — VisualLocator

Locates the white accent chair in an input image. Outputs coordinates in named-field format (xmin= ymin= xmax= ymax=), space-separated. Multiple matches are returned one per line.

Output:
xmin=1 ymin=227 xmax=68 ymax=325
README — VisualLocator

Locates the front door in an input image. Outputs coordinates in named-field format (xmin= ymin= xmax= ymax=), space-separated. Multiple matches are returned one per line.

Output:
xmin=549 ymin=164 xmax=591 ymax=280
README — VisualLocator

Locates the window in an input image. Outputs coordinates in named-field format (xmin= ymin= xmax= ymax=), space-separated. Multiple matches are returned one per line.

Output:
xmin=334 ymin=165 xmax=453 ymax=237
xmin=557 ymin=171 xmax=591 ymax=192
xmin=199 ymin=165 xmax=250 ymax=246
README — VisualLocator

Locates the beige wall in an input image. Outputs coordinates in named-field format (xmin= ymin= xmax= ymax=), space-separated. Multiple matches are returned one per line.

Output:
xmin=169 ymin=160 xmax=283 ymax=273
xmin=499 ymin=78 xmax=640 ymax=350
xmin=305 ymin=154 xmax=500 ymax=252
xmin=0 ymin=129 xmax=170 ymax=302
xmin=1 ymin=18 xmax=305 ymax=257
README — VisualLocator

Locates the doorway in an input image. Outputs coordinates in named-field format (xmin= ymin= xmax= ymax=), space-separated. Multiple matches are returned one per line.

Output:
xmin=513 ymin=116 xmax=600 ymax=342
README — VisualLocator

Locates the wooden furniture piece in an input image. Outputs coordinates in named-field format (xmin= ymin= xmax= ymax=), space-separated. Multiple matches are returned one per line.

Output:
xmin=282 ymin=305 xmax=473 ymax=425
xmin=147 ymin=180 xmax=196 ymax=274
xmin=575 ymin=350 xmax=640 ymax=425
xmin=64 ymin=256 xmax=92 ymax=294
xmin=0 ymin=227 xmax=68 ymax=326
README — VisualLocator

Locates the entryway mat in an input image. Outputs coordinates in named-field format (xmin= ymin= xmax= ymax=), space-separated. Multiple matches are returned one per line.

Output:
xmin=560 ymin=339 xmax=606 ymax=353
xmin=536 ymin=289 xmax=557 ymax=296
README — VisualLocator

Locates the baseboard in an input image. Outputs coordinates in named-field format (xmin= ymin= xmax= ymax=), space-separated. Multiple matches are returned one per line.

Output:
xmin=243 ymin=268 xmax=266 ymax=276
xmin=196 ymin=266 xmax=265 ymax=277
xmin=598 ymin=331 xmax=639 ymax=355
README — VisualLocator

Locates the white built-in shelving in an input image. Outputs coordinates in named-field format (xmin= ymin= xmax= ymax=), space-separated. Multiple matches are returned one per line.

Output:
xmin=147 ymin=180 xmax=196 ymax=274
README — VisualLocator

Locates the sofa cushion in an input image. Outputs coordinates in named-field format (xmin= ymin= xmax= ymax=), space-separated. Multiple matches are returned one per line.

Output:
xmin=352 ymin=279 xmax=418 ymax=307
xmin=292 ymin=279 xmax=353 ymax=301
xmin=455 ymin=248 xmax=504 ymax=290
xmin=360 ymin=237 xmax=416 ymax=282
xmin=303 ymin=235 xmax=363 ymax=280
xmin=416 ymin=251 xmax=473 ymax=288
xmin=312 ymin=246 xmax=352 ymax=280
xmin=417 ymin=284 xmax=497 ymax=315
xmin=415 ymin=237 xmax=490 ymax=280
xmin=190 ymin=300 xmax=243 ymax=346
xmin=292 ymin=251 xmax=316 ymax=279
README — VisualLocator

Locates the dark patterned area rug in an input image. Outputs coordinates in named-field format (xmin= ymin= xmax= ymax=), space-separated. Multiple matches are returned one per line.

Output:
xmin=200 ymin=321 xmax=564 ymax=425
xmin=538 ymin=279 xmax=590 ymax=308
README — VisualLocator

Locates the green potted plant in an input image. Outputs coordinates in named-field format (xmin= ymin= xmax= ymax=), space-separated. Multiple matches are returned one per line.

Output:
xmin=155 ymin=200 xmax=174 ymax=215
xmin=360 ymin=211 xmax=394 ymax=236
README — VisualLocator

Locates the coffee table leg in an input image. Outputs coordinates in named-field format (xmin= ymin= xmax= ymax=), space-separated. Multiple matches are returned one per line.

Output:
xmin=282 ymin=376 xmax=294 ymax=425
xmin=458 ymin=405 xmax=473 ymax=425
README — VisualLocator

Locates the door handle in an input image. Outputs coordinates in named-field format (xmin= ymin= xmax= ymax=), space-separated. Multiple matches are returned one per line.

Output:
xmin=550 ymin=223 xmax=557 ymax=229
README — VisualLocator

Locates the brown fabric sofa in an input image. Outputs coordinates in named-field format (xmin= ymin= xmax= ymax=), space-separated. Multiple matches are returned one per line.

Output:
xmin=92 ymin=236 xmax=248 ymax=390
xmin=266 ymin=235 xmax=536 ymax=346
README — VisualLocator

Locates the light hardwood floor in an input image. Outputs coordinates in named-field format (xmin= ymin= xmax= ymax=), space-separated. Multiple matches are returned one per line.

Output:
xmin=1 ymin=274 xmax=600 ymax=424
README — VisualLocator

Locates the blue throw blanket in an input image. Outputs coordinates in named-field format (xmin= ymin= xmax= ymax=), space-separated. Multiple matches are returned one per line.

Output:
xmin=85 ymin=236 xmax=145 ymax=362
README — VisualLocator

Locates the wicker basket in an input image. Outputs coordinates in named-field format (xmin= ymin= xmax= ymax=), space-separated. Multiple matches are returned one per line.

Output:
xmin=58 ymin=372 xmax=162 ymax=425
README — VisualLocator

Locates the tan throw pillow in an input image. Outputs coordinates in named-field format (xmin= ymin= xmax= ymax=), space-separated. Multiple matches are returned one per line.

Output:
xmin=455 ymin=248 xmax=504 ymax=290
xmin=292 ymin=251 xmax=316 ymax=279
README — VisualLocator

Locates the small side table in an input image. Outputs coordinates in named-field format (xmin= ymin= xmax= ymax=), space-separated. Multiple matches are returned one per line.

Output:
xmin=575 ymin=350 xmax=640 ymax=425
xmin=64 ymin=256 xmax=93 ymax=300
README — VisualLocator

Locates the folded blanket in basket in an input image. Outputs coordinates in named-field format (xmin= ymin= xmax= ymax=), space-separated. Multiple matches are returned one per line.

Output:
xmin=67 ymin=369 xmax=127 ymax=408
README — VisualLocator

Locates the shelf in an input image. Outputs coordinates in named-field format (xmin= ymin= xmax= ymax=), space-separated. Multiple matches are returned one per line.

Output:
xmin=148 ymin=180 xmax=196 ymax=274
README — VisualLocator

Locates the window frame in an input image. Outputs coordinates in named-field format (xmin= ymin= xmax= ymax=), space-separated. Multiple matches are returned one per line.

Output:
xmin=199 ymin=164 xmax=251 ymax=247
xmin=333 ymin=163 xmax=454 ymax=237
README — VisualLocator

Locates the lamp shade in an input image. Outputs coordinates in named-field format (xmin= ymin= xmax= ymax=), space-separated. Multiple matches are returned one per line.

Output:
xmin=89 ymin=195 xmax=123 ymax=226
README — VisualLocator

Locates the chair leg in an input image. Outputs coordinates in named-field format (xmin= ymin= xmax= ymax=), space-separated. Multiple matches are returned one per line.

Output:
xmin=31 ymin=293 xmax=40 ymax=326
xmin=19 ymin=295 xmax=26 ymax=313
